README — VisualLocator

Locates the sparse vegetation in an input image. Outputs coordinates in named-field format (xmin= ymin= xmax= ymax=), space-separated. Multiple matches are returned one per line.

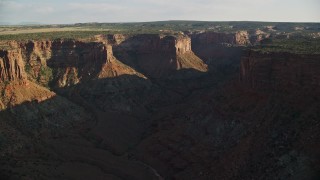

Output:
xmin=39 ymin=66 xmax=52 ymax=78
xmin=38 ymin=66 xmax=53 ymax=87
xmin=252 ymin=37 xmax=320 ymax=54
xmin=0 ymin=31 xmax=112 ymax=41
xmin=1 ymin=21 xmax=319 ymax=41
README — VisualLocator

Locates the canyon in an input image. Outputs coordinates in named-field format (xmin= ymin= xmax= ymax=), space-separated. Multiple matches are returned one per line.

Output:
xmin=0 ymin=30 xmax=319 ymax=180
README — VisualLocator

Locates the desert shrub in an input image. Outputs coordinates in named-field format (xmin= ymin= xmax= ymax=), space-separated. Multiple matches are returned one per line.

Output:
xmin=37 ymin=66 xmax=53 ymax=87
xmin=25 ymin=63 xmax=32 ymax=74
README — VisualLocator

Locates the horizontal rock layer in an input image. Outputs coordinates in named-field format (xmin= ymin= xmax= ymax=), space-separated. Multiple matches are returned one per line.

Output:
xmin=191 ymin=31 xmax=251 ymax=46
xmin=240 ymin=51 xmax=320 ymax=92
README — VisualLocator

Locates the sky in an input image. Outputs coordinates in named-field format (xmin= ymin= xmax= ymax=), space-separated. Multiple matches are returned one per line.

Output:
xmin=0 ymin=0 xmax=319 ymax=24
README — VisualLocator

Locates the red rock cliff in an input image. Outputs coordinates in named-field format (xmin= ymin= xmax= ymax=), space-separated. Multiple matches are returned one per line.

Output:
xmin=191 ymin=31 xmax=250 ymax=46
xmin=114 ymin=34 xmax=207 ymax=78
xmin=1 ymin=34 xmax=206 ymax=86
xmin=0 ymin=45 xmax=54 ymax=110
xmin=0 ymin=49 xmax=26 ymax=82
xmin=190 ymin=31 xmax=248 ymax=68
xmin=240 ymin=51 xmax=320 ymax=92
xmin=2 ymin=39 xmax=144 ymax=88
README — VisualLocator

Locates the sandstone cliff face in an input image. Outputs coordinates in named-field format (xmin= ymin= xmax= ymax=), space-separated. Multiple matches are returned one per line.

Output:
xmin=98 ymin=44 xmax=146 ymax=79
xmin=0 ymin=43 xmax=54 ymax=110
xmin=190 ymin=32 xmax=245 ymax=73
xmin=175 ymin=36 xmax=192 ymax=54
xmin=114 ymin=34 xmax=207 ymax=78
xmin=0 ymin=34 xmax=206 ymax=112
xmin=1 ymin=34 xmax=206 ymax=87
xmin=47 ymin=40 xmax=107 ymax=87
xmin=235 ymin=31 xmax=251 ymax=45
xmin=0 ymin=39 xmax=145 ymax=89
xmin=0 ymin=38 xmax=148 ymax=111
xmin=191 ymin=31 xmax=250 ymax=46
xmin=0 ymin=49 xmax=26 ymax=82
xmin=240 ymin=51 xmax=320 ymax=92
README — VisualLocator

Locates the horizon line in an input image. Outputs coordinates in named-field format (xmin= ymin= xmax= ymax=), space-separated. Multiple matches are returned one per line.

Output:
xmin=1 ymin=20 xmax=320 ymax=26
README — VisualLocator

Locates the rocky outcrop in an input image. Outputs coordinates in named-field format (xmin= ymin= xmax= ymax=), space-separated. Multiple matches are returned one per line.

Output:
xmin=103 ymin=34 xmax=128 ymax=45
xmin=249 ymin=29 xmax=270 ymax=44
xmin=240 ymin=51 xmax=320 ymax=92
xmin=235 ymin=31 xmax=251 ymax=45
xmin=98 ymin=44 xmax=146 ymax=79
xmin=175 ymin=36 xmax=192 ymax=54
